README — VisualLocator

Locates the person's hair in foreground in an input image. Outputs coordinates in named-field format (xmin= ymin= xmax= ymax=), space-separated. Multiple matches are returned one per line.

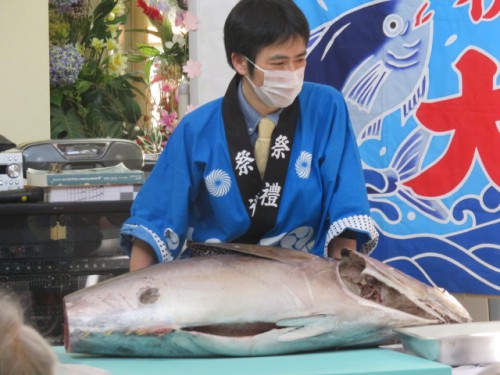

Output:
xmin=0 ymin=290 xmax=56 ymax=375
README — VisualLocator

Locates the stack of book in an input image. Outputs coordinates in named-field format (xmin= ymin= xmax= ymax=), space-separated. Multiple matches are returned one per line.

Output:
xmin=26 ymin=163 xmax=144 ymax=203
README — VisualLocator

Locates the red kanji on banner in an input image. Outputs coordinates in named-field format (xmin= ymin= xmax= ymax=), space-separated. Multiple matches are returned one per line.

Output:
xmin=403 ymin=48 xmax=500 ymax=197
xmin=454 ymin=0 xmax=500 ymax=22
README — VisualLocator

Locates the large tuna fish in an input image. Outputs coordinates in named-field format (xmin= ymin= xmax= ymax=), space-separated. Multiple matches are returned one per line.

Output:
xmin=63 ymin=244 xmax=471 ymax=357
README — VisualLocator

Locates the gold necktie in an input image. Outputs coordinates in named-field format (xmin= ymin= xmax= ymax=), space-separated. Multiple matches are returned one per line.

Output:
xmin=254 ymin=117 xmax=276 ymax=179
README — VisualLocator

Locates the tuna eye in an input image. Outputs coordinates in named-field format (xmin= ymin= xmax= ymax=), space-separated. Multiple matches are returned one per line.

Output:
xmin=383 ymin=14 xmax=406 ymax=38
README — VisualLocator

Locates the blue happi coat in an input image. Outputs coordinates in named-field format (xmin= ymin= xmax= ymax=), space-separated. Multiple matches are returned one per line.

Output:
xmin=120 ymin=75 xmax=378 ymax=262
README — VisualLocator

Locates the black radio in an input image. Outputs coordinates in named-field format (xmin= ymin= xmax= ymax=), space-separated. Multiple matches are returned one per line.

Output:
xmin=16 ymin=138 xmax=144 ymax=173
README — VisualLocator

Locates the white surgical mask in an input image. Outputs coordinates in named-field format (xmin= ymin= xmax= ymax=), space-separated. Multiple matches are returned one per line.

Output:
xmin=245 ymin=58 xmax=305 ymax=108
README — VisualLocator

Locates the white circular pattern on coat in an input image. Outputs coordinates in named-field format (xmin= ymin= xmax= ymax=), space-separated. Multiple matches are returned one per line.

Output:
xmin=163 ymin=228 xmax=180 ymax=250
xmin=280 ymin=226 xmax=315 ymax=251
xmin=205 ymin=169 xmax=232 ymax=197
xmin=295 ymin=151 xmax=312 ymax=179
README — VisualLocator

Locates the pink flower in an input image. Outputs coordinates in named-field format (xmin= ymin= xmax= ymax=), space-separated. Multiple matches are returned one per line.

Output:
xmin=175 ymin=10 xmax=185 ymax=28
xmin=183 ymin=59 xmax=202 ymax=79
xmin=160 ymin=109 xmax=178 ymax=129
xmin=183 ymin=11 xmax=199 ymax=32
xmin=161 ymin=80 xmax=176 ymax=93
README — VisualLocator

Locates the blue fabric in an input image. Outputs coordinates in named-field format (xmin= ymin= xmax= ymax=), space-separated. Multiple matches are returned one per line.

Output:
xmin=121 ymin=82 xmax=377 ymax=262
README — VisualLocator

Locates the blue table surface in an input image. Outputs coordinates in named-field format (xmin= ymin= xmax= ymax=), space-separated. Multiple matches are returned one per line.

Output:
xmin=54 ymin=346 xmax=452 ymax=375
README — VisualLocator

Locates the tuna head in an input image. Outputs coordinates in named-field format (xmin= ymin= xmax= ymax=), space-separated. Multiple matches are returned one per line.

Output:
xmin=63 ymin=244 xmax=471 ymax=357
xmin=337 ymin=249 xmax=472 ymax=325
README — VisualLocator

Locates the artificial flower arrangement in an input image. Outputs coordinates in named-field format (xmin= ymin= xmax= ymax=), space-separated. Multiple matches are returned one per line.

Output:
xmin=130 ymin=0 xmax=201 ymax=154
xmin=49 ymin=0 xmax=143 ymax=139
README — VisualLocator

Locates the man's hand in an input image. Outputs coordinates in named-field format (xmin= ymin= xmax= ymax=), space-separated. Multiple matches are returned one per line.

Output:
xmin=327 ymin=236 xmax=356 ymax=259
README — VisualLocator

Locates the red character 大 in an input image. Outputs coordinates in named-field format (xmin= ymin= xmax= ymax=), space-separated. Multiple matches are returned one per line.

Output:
xmin=404 ymin=48 xmax=500 ymax=197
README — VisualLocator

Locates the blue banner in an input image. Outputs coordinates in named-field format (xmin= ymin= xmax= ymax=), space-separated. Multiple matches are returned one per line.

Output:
xmin=296 ymin=0 xmax=499 ymax=294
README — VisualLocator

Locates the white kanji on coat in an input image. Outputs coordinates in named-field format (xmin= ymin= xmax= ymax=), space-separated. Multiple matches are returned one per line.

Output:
xmin=259 ymin=182 xmax=281 ymax=207
xmin=271 ymin=135 xmax=290 ymax=159
xmin=235 ymin=150 xmax=255 ymax=176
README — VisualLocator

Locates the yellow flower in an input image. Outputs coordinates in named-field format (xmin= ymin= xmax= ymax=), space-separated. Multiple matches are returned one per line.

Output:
xmin=106 ymin=38 xmax=119 ymax=52
xmin=49 ymin=16 xmax=70 ymax=45
xmin=107 ymin=24 xmax=119 ymax=38
xmin=106 ymin=0 xmax=126 ymax=21
xmin=75 ymin=42 xmax=85 ymax=55
xmin=91 ymin=38 xmax=106 ymax=51
xmin=108 ymin=52 xmax=128 ymax=76
xmin=112 ymin=0 xmax=126 ymax=17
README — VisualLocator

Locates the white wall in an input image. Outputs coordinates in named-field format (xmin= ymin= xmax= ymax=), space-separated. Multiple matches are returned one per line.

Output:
xmin=0 ymin=0 xmax=50 ymax=145
xmin=189 ymin=0 xmax=238 ymax=107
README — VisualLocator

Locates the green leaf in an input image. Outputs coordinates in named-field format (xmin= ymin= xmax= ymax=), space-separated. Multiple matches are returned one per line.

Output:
xmin=50 ymin=106 xmax=87 ymax=139
xmin=120 ymin=96 xmax=142 ymax=123
xmin=50 ymin=90 xmax=64 ymax=107
xmin=87 ymin=106 xmax=124 ymax=138
xmin=75 ymin=80 xmax=94 ymax=95
xmin=158 ymin=18 xmax=174 ymax=43
xmin=127 ymin=54 xmax=148 ymax=63
xmin=144 ymin=59 xmax=154 ymax=84
xmin=114 ymin=15 xmax=127 ymax=25
xmin=137 ymin=45 xmax=161 ymax=58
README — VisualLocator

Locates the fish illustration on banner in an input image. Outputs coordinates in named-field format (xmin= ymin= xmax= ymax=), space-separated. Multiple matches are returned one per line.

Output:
xmin=295 ymin=0 xmax=500 ymax=295
xmin=306 ymin=0 xmax=433 ymax=141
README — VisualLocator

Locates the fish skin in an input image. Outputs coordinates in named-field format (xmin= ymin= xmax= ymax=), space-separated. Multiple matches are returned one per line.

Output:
xmin=64 ymin=244 xmax=471 ymax=357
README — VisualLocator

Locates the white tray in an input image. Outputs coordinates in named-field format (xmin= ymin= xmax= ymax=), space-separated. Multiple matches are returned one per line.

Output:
xmin=394 ymin=322 xmax=500 ymax=366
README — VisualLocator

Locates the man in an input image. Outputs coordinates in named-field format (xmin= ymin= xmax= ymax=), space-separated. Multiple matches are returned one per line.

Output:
xmin=121 ymin=0 xmax=378 ymax=271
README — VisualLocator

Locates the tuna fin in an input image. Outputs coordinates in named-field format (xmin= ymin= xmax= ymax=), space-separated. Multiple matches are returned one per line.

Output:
xmin=402 ymin=74 xmax=427 ymax=120
xmin=344 ymin=59 xmax=390 ymax=113
xmin=276 ymin=314 xmax=340 ymax=341
xmin=358 ymin=117 xmax=383 ymax=141
xmin=188 ymin=242 xmax=320 ymax=265
xmin=390 ymin=129 xmax=430 ymax=180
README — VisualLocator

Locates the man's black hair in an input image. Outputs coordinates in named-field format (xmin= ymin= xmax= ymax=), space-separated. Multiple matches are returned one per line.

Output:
xmin=223 ymin=0 xmax=310 ymax=73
